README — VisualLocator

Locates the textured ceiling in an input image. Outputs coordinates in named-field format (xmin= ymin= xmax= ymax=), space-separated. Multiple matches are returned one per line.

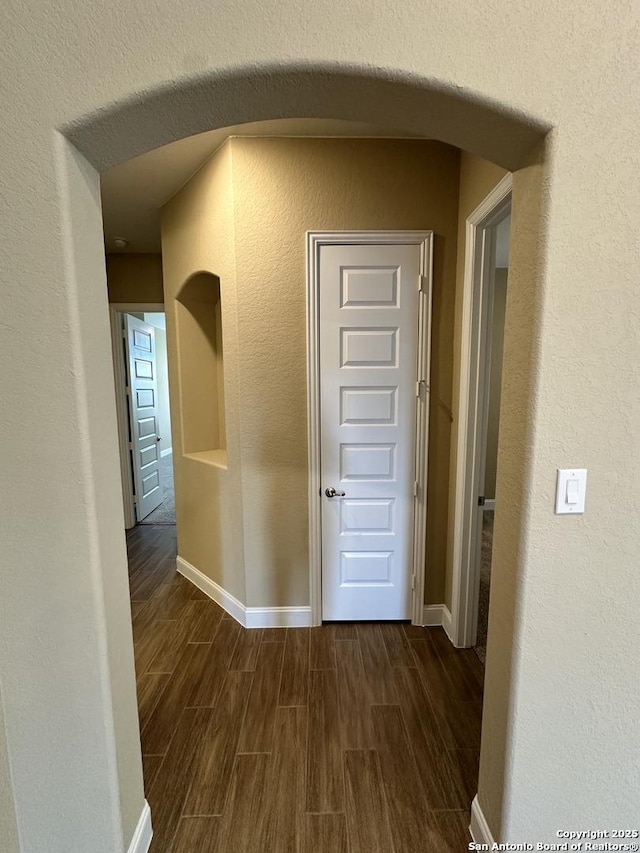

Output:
xmin=100 ymin=118 xmax=423 ymax=253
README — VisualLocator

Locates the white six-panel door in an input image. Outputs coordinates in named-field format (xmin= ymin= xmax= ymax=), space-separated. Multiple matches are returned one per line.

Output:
xmin=318 ymin=237 xmax=429 ymax=621
xmin=125 ymin=315 xmax=163 ymax=522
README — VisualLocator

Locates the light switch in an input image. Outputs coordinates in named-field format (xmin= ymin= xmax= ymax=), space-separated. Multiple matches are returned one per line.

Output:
xmin=555 ymin=469 xmax=587 ymax=514
xmin=566 ymin=478 xmax=579 ymax=505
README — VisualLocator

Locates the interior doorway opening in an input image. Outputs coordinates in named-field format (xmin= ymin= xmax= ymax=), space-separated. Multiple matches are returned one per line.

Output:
xmin=450 ymin=174 xmax=512 ymax=652
xmin=76 ymin=65 xmax=544 ymax=844
xmin=475 ymin=210 xmax=511 ymax=661
xmin=110 ymin=302 xmax=176 ymax=528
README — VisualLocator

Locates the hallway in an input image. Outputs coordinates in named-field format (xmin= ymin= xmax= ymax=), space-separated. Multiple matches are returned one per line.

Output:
xmin=128 ymin=525 xmax=482 ymax=852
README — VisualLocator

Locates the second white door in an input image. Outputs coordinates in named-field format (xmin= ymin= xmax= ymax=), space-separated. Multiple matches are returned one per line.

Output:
xmin=319 ymin=236 xmax=430 ymax=621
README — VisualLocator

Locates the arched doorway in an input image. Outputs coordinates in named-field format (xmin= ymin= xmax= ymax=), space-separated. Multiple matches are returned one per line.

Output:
xmin=56 ymin=64 xmax=550 ymax=850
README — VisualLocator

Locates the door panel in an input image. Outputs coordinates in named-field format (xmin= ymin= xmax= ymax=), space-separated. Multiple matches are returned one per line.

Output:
xmin=320 ymin=242 xmax=422 ymax=621
xmin=125 ymin=315 xmax=163 ymax=521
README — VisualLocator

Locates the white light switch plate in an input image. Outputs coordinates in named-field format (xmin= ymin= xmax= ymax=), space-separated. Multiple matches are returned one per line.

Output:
xmin=555 ymin=468 xmax=587 ymax=514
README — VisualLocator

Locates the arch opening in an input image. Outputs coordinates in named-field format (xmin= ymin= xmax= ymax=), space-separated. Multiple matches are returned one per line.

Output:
xmin=60 ymin=59 xmax=552 ymax=846
xmin=64 ymin=62 xmax=551 ymax=174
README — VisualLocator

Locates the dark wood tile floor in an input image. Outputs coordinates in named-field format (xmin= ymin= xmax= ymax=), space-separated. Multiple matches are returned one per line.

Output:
xmin=127 ymin=525 xmax=483 ymax=853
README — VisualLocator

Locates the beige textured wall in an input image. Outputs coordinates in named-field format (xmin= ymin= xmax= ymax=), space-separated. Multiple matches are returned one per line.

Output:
xmin=164 ymin=137 xmax=460 ymax=608
xmin=0 ymin=685 xmax=19 ymax=853
xmin=484 ymin=267 xmax=508 ymax=499
xmin=0 ymin=138 xmax=145 ymax=851
xmin=161 ymin=143 xmax=246 ymax=603
xmin=3 ymin=3 xmax=640 ymax=849
xmin=175 ymin=282 xmax=224 ymax=454
xmin=480 ymin=158 xmax=548 ymax=837
xmin=445 ymin=153 xmax=508 ymax=607
xmin=232 ymin=137 xmax=460 ymax=606
xmin=215 ymin=300 xmax=226 ymax=448
xmin=106 ymin=253 xmax=164 ymax=303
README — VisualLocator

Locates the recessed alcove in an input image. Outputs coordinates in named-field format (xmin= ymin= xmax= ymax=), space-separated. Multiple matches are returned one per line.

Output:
xmin=175 ymin=271 xmax=227 ymax=468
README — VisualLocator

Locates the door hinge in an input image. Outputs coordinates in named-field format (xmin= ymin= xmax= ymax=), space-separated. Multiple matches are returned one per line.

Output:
xmin=478 ymin=496 xmax=485 ymax=507
xmin=419 ymin=274 xmax=429 ymax=294
xmin=133 ymin=495 xmax=138 ymax=504
xmin=128 ymin=442 xmax=134 ymax=451
xmin=413 ymin=481 xmax=419 ymax=497
xmin=410 ymin=573 xmax=416 ymax=590
xmin=416 ymin=379 xmax=428 ymax=397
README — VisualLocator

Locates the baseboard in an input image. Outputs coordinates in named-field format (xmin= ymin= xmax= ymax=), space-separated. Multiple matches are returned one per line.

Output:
xmin=127 ymin=801 xmax=152 ymax=853
xmin=422 ymin=604 xmax=445 ymax=626
xmin=482 ymin=498 xmax=496 ymax=511
xmin=245 ymin=606 xmax=312 ymax=628
xmin=176 ymin=556 xmax=312 ymax=628
xmin=470 ymin=795 xmax=495 ymax=846
xmin=421 ymin=603 xmax=455 ymax=637
xmin=160 ymin=447 xmax=173 ymax=458
xmin=177 ymin=556 xmax=246 ymax=624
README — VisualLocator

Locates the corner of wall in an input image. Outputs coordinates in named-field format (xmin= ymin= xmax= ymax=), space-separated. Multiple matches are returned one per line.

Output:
xmin=160 ymin=137 xmax=247 ymax=607
xmin=0 ymin=681 xmax=20 ymax=853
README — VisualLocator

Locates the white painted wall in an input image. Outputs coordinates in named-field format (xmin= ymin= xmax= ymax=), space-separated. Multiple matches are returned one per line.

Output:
xmin=0 ymin=2 xmax=639 ymax=850
xmin=143 ymin=311 xmax=165 ymax=330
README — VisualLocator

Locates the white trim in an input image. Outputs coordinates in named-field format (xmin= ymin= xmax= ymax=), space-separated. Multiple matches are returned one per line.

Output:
xmin=470 ymin=795 xmax=495 ymax=846
xmin=420 ymin=603 xmax=453 ymax=636
xmin=306 ymin=231 xmax=433 ymax=627
xmin=306 ymin=236 xmax=323 ymax=627
xmin=412 ymin=234 xmax=434 ymax=626
xmin=160 ymin=447 xmax=173 ymax=458
xmin=109 ymin=303 xmax=165 ymax=529
xmin=109 ymin=306 xmax=136 ymax=529
xmin=127 ymin=800 xmax=153 ymax=853
xmin=177 ymin=556 xmax=245 ymax=624
xmin=176 ymin=556 xmax=312 ymax=628
xmin=450 ymin=175 xmax=512 ymax=648
xmin=245 ymin=607 xmax=312 ymax=629
xmin=482 ymin=498 xmax=496 ymax=512
xmin=441 ymin=604 xmax=453 ymax=642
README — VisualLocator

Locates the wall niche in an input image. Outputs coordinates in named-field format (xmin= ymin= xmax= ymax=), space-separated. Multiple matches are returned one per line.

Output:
xmin=176 ymin=271 xmax=227 ymax=467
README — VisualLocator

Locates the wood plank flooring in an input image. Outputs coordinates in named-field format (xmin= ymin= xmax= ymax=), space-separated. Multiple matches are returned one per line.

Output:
xmin=127 ymin=525 xmax=483 ymax=852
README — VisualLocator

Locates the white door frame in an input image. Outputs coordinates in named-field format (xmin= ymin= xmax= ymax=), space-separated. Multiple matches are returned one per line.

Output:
xmin=306 ymin=231 xmax=433 ymax=627
xmin=450 ymin=175 xmax=512 ymax=648
xmin=109 ymin=302 xmax=165 ymax=529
